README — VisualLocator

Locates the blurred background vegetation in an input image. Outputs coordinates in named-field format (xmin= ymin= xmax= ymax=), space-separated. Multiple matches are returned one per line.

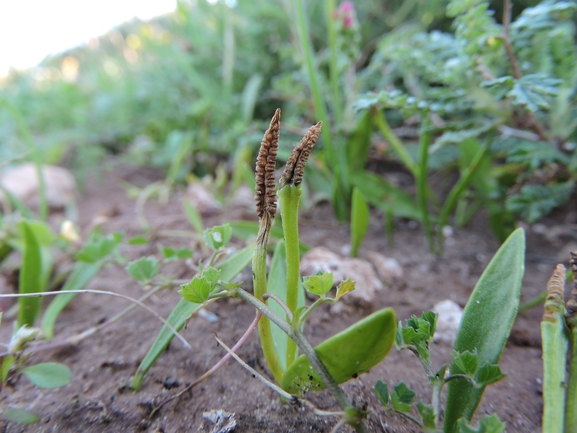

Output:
xmin=1 ymin=0 xmax=575 ymax=251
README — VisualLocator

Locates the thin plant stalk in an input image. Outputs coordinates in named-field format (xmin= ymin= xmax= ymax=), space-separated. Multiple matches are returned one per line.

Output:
xmin=278 ymin=184 xmax=301 ymax=367
xmin=235 ymin=288 xmax=367 ymax=433
xmin=566 ymin=252 xmax=577 ymax=433
xmin=541 ymin=264 xmax=568 ymax=433
xmin=253 ymin=109 xmax=283 ymax=383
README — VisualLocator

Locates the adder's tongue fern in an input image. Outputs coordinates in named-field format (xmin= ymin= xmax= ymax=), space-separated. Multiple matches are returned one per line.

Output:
xmin=253 ymin=108 xmax=282 ymax=382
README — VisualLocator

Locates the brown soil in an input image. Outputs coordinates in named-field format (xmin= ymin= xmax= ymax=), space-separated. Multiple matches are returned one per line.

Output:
xmin=0 ymin=162 xmax=571 ymax=433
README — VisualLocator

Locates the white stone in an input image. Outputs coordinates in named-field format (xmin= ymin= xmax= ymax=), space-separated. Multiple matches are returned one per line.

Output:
xmin=432 ymin=299 xmax=463 ymax=345
xmin=366 ymin=251 xmax=403 ymax=282
xmin=0 ymin=163 xmax=75 ymax=209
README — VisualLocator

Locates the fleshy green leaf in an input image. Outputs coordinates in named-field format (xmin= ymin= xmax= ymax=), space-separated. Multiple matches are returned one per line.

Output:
xmin=302 ymin=271 xmax=334 ymax=297
xmin=444 ymin=229 xmax=525 ymax=433
xmin=280 ymin=308 xmax=396 ymax=395
xmin=203 ymin=224 xmax=232 ymax=250
xmin=1 ymin=408 xmax=39 ymax=424
xmin=126 ymin=257 xmax=160 ymax=284
xmin=22 ymin=362 xmax=71 ymax=388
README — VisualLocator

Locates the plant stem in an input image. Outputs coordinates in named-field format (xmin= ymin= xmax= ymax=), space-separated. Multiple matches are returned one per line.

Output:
xmin=566 ymin=327 xmax=577 ymax=433
xmin=541 ymin=264 xmax=568 ymax=433
xmin=235 ymin=288 xmax=367 ymax=433
xmin=373 ymin=110 xmax=416 ymax=176
xmin=278 ymin=184 xmax=302 ymax=367
xmin=252 ymin=241 xmax=283 ymax=383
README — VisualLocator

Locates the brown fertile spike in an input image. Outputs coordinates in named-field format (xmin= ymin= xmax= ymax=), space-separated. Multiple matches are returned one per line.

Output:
xmin=255 ymin=109 xmax=280 ymax=219
xmin=279 ymin=121 xmax=322 ymax=188
xmin=543 ymin=263 xmax=566 ymax=322
xmin=566 ymin=252 xmax=577 ymax=324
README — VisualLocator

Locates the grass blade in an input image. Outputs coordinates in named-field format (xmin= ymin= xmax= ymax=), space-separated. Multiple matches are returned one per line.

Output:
xmin=17 ymin=221 xmax=43 ymax=328
xmin=350 ymin=187 xmax=369 ymax=258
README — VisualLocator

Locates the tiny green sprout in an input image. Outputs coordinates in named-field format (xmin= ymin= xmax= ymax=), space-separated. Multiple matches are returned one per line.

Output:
xmin=203 ymin=224 xmax=232 ymax=250
xmin=302 ymin=271 xmax=334 ymax=297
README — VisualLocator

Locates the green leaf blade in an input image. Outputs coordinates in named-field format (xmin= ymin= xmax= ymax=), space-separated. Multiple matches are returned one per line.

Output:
xmin=444 ymin=228 xmax=525 ymax=433
xmin=280 ymin=308 xmax=397 ymax=395
xmin=22 ymin=362 xmax=71 ymax=388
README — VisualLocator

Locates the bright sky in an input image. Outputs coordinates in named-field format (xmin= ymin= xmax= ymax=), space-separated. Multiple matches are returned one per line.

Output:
xmin=0 ymin=0 xmax=177 ymax=76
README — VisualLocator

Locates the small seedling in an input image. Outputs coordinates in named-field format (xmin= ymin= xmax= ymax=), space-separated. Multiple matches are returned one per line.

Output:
xmin=374 ymin=228 xmax=525 ymax=432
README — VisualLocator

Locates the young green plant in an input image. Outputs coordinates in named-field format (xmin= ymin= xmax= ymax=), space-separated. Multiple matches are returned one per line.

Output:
xmin=374 ymin=228 xmax=525 ymax=432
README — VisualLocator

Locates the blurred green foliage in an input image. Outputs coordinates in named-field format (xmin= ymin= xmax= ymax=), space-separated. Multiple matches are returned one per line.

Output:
xmin=1 ymin=0 xmax=576 ymax=242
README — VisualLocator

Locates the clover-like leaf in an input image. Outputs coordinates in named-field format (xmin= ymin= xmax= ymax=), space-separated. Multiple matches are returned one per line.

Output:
xmin=125 ymin=257 xmax=160 ymax=284
xmin=179 ymin=276 xmax=213 ymax=304
xmin=203 ymin=224 xmax=232 ymax=250
xmin=391 ymin=382 xmax=416 ymax=412
xmin=302 ymin=271 xmax=334 ymax=297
